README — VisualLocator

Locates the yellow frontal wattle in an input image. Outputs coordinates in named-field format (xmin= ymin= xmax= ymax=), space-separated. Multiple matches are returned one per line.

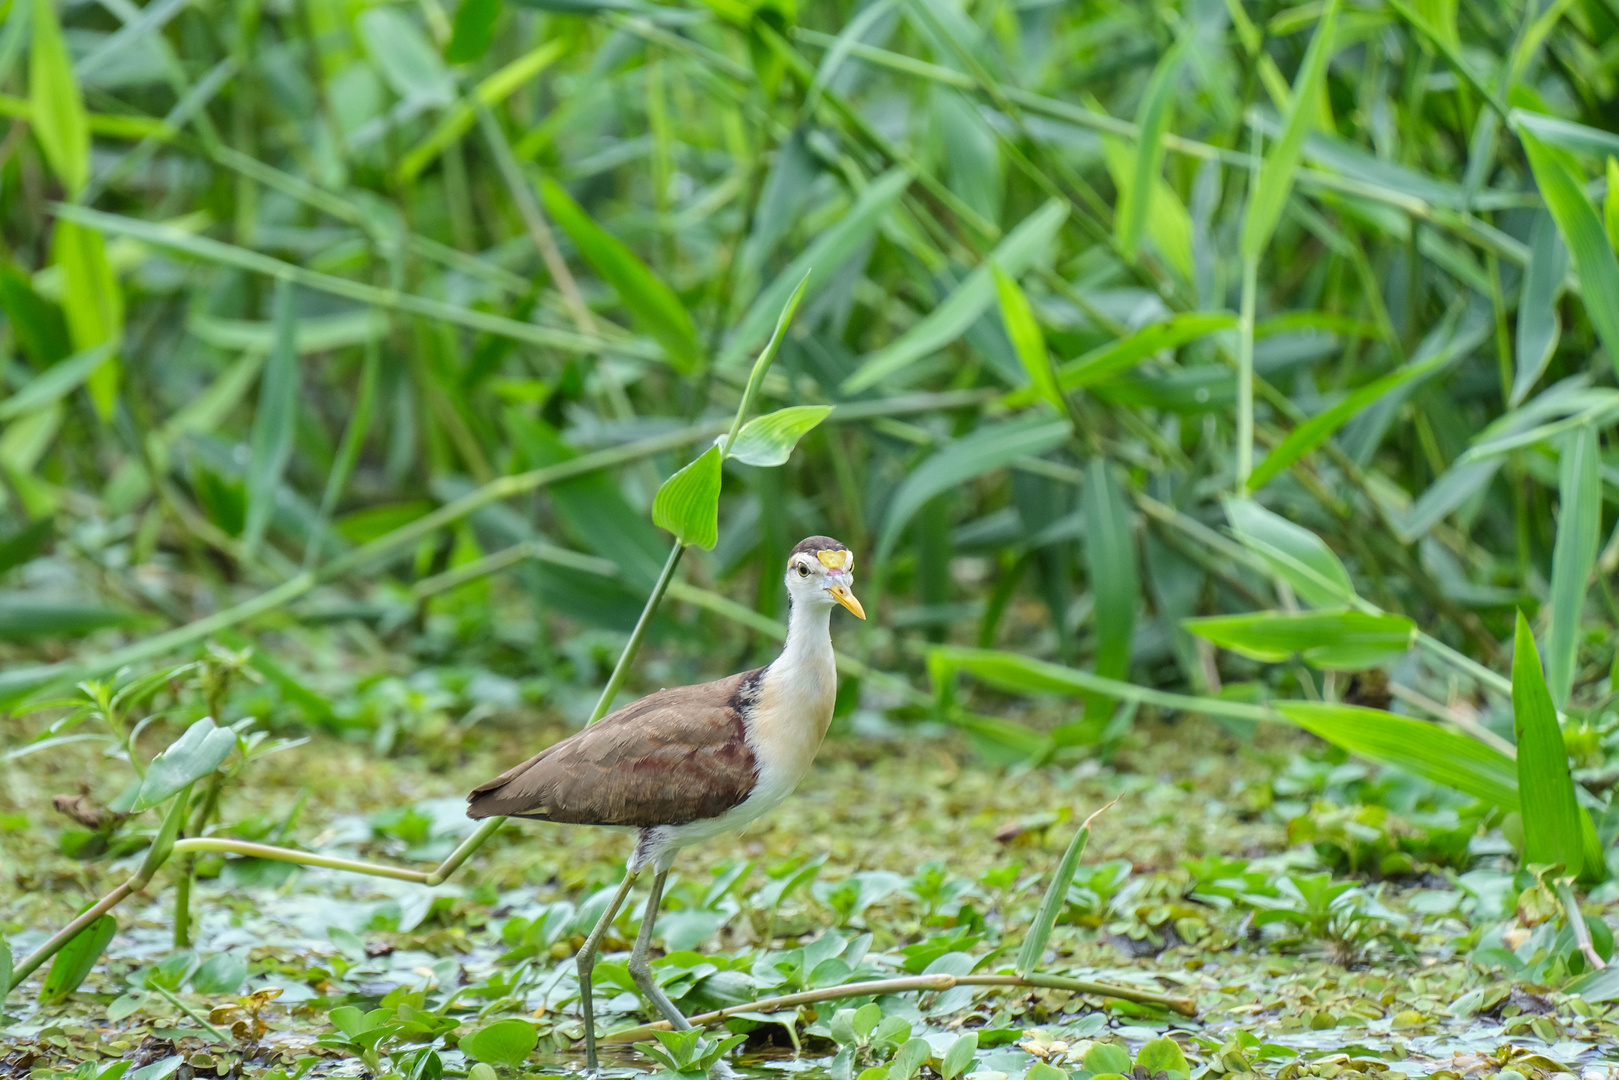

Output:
xmin=817 ymin=549 xmax=851 ymax=570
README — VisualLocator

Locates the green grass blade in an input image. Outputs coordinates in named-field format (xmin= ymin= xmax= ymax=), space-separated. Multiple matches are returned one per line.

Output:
xmin=1512 ymin=610 xmax=1585 ymax=873
xmin=1120 ymin=37 xmax=1187 ymax=264
xmin=1518 ymin=126 xmax=1619 ymax=380
xmin=1247 ymin=341 xmax=1457 ymax=490
xmin=1512 ymin=212 xmax=1569 ymax=407
xmin=28 ymin=0 xmax=89 ymax=195
xmin=1014 ymin=808 xmax=1101 ymax=977
xmin=1186 ymin=609 xmax=1417 ymax=669
xmin=541 ymin=177 xmax=703 ymax=373
xmin=1081 ymin=459 xmax=1137 ymax=681
xmin=1239 ymin=0 xmax=1340 ymax=259
xmin=991 ymin=265 xmax=1063 ymax=413
xmin=1547 ymin=425 xmax=1599 ymax=707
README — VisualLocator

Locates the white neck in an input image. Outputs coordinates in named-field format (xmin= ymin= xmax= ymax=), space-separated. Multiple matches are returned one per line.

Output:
xmin=780 ymin=595 xmax=834 ymax=668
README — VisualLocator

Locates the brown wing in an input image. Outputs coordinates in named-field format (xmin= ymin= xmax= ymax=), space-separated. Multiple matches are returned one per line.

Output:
xmin=466 ymin=668 xmax=763 ymax=827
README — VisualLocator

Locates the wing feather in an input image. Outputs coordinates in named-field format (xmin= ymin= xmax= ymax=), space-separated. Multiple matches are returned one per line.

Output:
xmin=466 ymin=669 xmax=763 ymax=827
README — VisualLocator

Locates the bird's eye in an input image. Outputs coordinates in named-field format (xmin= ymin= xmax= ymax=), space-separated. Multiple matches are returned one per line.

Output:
xmin=797 ymin=564 xmax=810 ymax=577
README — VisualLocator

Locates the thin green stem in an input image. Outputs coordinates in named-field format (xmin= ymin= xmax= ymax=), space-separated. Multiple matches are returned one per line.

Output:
xmin=149 ymin=982 xmax=232 ymax=1042
xmin=1237 ymin=253 xmax=1258 ymax=487
xmin=169 ymin=838 xmax=432 ymax=882
xmin=590 ymin=543 xmax=686 ymax=724
xmin=425 ymin=817 xmax=505 ymax=886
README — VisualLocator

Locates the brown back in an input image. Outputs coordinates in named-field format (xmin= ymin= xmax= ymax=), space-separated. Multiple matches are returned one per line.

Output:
xmin=466 ymin=669 xmax=764 ymax=827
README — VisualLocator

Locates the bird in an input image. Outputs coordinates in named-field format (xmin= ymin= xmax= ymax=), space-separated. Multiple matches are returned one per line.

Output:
xmin=466 ymin=535 xmax=865 ymax=1069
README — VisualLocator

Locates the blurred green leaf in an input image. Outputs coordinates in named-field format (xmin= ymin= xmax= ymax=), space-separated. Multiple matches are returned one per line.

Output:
xmin=991 ymin=265 xmax=1063 ymax=413
xmin=132 ymin=718 xmax=237 ymax=813
xmin=1052 ymin=313 xmax=1235 ymax=393
xmin=0 ymin=262 xmax=71 ymax=368
xmin=51 ymin=220 xmax=122 ymax=419
xmin=1082 ymin=460 xmax=1137 ymax=681
xmin=1278 ymin=702 xmax=1520 ymax=811
xmin=1185 ymin=609 xmax=1416 ymax=669
xmin=877 ymin=416 xmax=1071 ymax=564
xmin=1248 ymin=343 xmax=1456 ymax=490
xmin=446 ymin=0 xmax=501 ymax=63
xmin=1518 ymin=125 xmax=1619 ymax=380
xmin=1225 ymin=498 xmax=1355 ymax=606
xmin=541 ymin=178 xmax=703 ymax=373
xmin=1512 ymin=610 xmax=1585 ymax=874
xmin=1606 ymin=158 xmax=1619 ymax=253
xmin=40 ymin=913 xmax=116 ymax=1004
xmin=29 ymin=0 xmax=89 ymax=195
xmin=1512 ymin=212 xmax=1569 ymax=407
xmin=189 ymin=952 xmax=248 ymax=995
xmin=728 ymin=405 xmax=833 ymax=467
xmin=1547 ymin=425 xmax=1599 ymax=707
xmin=462 ymin=1019 xmax=538 ymax=1065
xmin=1120 ymin=37 xmax=1187 ymax=265
xmin=723 ymin=168 xmax=910 ymax=368
xmin=843 ymin=200 xmax=1068 ymax=393
xmin=652 ymin=445 xmax=723 ymax=551
xmin=244 ymin=281 xmax=299 ymax=553
xmin=0 ymin=593 xmax=133 ymax=640
xmin=358 ymin=7 xmax=454 ymax=105
xmin=1240 ymin=0 xmax=1340 ymax=258
xmin=0 ymin=342 xmax=114 ymax=422
xmin=941 ymin=1032 xmax=978 ymax=1080
xmin=1 ymin=936 xmax=12 ymax=998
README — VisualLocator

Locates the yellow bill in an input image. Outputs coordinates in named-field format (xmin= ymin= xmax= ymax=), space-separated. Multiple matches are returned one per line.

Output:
xmin=829 ymin=584 xmax=866 ymax=619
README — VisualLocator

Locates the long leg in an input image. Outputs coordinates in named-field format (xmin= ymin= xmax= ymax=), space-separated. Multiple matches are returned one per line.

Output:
xmin=578 ymin=870 xmax=639 ymax=1071
xmin=627 ymin=868 xmax=690 ymax=1029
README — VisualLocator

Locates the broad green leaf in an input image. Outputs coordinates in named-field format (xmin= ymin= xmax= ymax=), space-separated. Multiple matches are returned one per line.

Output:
xmin=1247 ymin=344 xmax=1456 ymax=490
xmin=892 ymin=1039 xmax=932 ymax=1080
xmin=843 ymin=199 xmax=1068 ymax=393
xmin=1136 ymin=1038 xmax=1191 ymax=1078
xmin=727 ymin=406 xmax=833 ymax=467
xmin=0 ymin=342 xmax=114 ymax=422
xmin=131 ymin=717 xmax=237 ymax=812
xmin=1014 ymin=810 xmax=1095 ymax=976
xmin=52 ymin=219 xmax=122 ymax=418
xmin=541 ymin=178 xmax=702 ymax=373
xmin=991 ymin=265 xmax=1063 ymax=413
xmin=0 ymin=262 xmax=71 ymax=367
xmin=1051 ymin=313 xmax=1236 ymax=393
xmin=1120 ymin=37 xmax=1188 ymax=265
xmin=1278 ymin=702 xmax=1520 ymax=811
xmin=189 ymin=952 xmax=248 ymax=994
xmin=1240 ymin=0 xmax=1340 ymax=258
xmin=1084 ymin=1043 xmax=1132 ymax=1074
xmin=722 ymin=168 xmax=910 ymax=368
xmin=941 ymin=1032 xmax=978 ymax=1080
xmin=29 ymin=0 xmax=89 ymax=195
xmin=1512 ymin=212 xmax=1569 ymax=407
xmin=40 ymin=913 xmax=117 ymax=1003
xmin=1518 ymin=127 xmax=1619 ymax=381
xmin=357 ymin=7 xmax=454 ymax=105
xmin=1512 ymin=611 xmax=1585 ymax=874
xmin=446 ymin=0 xmax=500 ymax=63
xmin=1185 ymin=609 xmax=1416 ymax=669
xmin=876 ymin=416 xmax=1072 ymax=564
xmin=1225 ymin=498 xmax=1356 ymax=606
xmin=1548 ymin=425 xmax=1599 ymax=707
xmin=243 ymin=281 xmax=299 ymax=553
xmin=1081 ymin=460 xmax=1137 ymax=681
xmin=652 ymin=445 xmax=722 ymax=551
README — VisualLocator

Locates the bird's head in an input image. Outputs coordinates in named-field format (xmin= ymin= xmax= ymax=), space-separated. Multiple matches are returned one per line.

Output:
xmin=785 ymin=536 xmax=865 ymax=619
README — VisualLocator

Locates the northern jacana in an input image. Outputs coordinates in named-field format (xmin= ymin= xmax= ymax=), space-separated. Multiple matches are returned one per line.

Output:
xmin=467 ymin=536 xmax=865 ymax=1068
